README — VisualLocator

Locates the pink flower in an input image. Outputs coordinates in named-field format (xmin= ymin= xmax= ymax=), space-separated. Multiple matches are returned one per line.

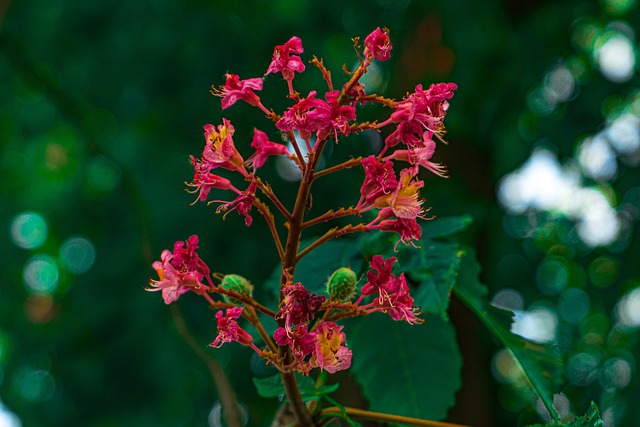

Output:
xmin=275 ymin=91 xmax=331 ymax=138
xmin=389 ymin=83 xmax=456 ymax=135
xmin=341 ymin=80 xmax=367 ymax=106
xmin=308 ymin=321 xmax=352 ymax=373
xmin=247 ymin=128 xmax=290 ymax=170
xmin=317 ymin=90 xmax=357 ymax=140
xmin=357 ymin=255 xmax=422 ymax=324
xmin=372 ymin=274 xmax=422 ymax=324
xmin=377 ymin=212 xmax=423 ymax=249
xmin=364 ymin=27 xmax=392 ymax=62
xmin=374 ymin=168 xmax=425 ymax=220
xmin=186 ymin=156 xmax=233 ymax=202
xmin=275 ymin=283 xmax=326 ymax=334
xmin=359 ymin=156 xmax=398 ymax=206
xmin=361 ymin=255 xmax=397 ymax=297
xmin=214 ymin=181 xmax=257 ymax=226
xmin=389 ymin=139 xmax=448 ymax=177
xmin=148 ymin=235 xmax=211 ymax=304
xmin=380 ymin=83 xmax=456 ymax=154
xmin=384 ymin=121 xmax=426 ymax=148
xmin=210 ymin=307 xmax=254 ymax=348
xmin=266 ymin=36 xmax=306 ymax=80
xmin=212 ymin=73 xmax=263 ymax=109
xmin=274 ymin=325 xmax=316 ymax=373
xmin=202 ymin=119 xmax=246 ymax=174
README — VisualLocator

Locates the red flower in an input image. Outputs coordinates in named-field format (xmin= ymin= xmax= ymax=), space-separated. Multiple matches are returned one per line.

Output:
xmin=274 ymin=325 xmax=316 ymax=374
xmin=359 ymin=156 xmax=398 ymax=206
xmin=247 ymin=128 xmax=290 ymax=170
xmin=275 ymin=283 xmax=326 ymax=335
xmin=266 ymin=36 xmax=306 ymax=80
xmin=389 ymin=139 xmax=448 ymax=177
xmin=210 ymin=307 xmax=254 ymax=348
xmin=317 ymin=90 xmax=357 ymax=141
xmin=186 ymin=156 xmax=233 ymax=202
xmin=212 ymin=73 xmax=263 ymax=109
xmin=364 ymin=27 xmax=392 ymax=62
xmin=380 ymin=83 xmax=456 ymax=153
xmin=202 ymin=119 xmax=246 ymax=174
xmin=148 ymin=235 xmax=211 ymax=304
xmin=357 ymin=255 xmax=422 ymax=324
xmin=389 ymin=83 xmax=456 ymax=135
xmin=275 ymin=91 xmax=331 ymax=138
xmin=378 ymin=213 xmax=423 ymax=249
xmin=374 ymin=168 xmax=424 ymax=220
xmin=361 ymin=255 xmax=397 ymax=297
xmin=214 ymin=181 xmax=257 ymax=226
xmin=308 ymin=321 xmax=352 ymax=373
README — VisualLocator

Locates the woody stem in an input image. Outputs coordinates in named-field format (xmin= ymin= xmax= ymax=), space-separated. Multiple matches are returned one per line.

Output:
xmin=278 ymin=147 xmax=325 ymax=426
xmin=320 ymin=406 xmax=472 ymax=427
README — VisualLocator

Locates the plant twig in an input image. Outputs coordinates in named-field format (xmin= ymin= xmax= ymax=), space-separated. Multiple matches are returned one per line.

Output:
xmin=170 ymin=305 xmax=243 ymax=427
xmin=320 ymin=406 xmax=474 ymax=427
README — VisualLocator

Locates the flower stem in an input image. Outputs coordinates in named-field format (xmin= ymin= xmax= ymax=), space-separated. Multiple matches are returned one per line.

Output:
xmin=320 ymin=406 xmax=472 ymax=427
xmin=277 ymin=148 xmax=323 ymax=426
xmin=301 ymin=206 xmax=361 ymax=230
xmin=312 ymin=156 xmax=363 ymax=180
xmin=170 ymin=305 xmax=243 ymax=427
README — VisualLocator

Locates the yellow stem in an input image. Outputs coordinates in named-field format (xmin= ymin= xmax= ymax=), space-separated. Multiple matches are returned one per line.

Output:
xmin=320 ymin=406 xmax=474 ymax=427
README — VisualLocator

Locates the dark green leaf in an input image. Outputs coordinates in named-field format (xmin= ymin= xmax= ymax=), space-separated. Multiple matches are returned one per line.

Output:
xmin=452 ymin=248 xmax=563 ymax=421
xmin=252 ymin=373 xmax=315 ymax=399
xmin=421 ymin=214 xmax=473 ymax=239
xmin=252 ymin=373 xmax=339 ymax=402
xmin=408 ymin=242 xmax=466 ymax=319
xmin=348 ymin=315 xmax=462 ymax=422
xmin=527 ymin=401 xmax=603 ymax=427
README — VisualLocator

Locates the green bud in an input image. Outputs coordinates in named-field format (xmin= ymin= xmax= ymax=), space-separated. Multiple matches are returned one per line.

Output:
xmin=220 ymin=274 xmax=253 ymax=304
xmin=326 ymin=267 xmax=357 ymax=301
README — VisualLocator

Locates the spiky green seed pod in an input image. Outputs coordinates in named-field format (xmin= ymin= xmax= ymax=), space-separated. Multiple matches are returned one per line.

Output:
xmin=326 ymin=267 xmax=357 ymax=301
xmin=220 ymin=274 xmax=253 ymax=304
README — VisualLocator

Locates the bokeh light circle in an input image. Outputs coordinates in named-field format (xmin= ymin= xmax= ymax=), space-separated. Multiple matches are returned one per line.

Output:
xmin=10 ymin=212 xmax=47 ymax=250
xmin=566 ymin=352 xmax=599 ymax=386
xmin=59 ymin=236 xmax=96 ymax=275
xmin=11 ymin=365 xmax=55 ymax=403
xmin=558 ymin=288 xmax=591 ymax=324
xmin=23 ymin=255 xmax=59 ymax=294
xmin=599 ymin=357 xmax=632 ymax=389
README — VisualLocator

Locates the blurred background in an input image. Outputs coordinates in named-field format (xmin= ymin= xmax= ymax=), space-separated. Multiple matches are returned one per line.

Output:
xmin=1 ymin=0 xmax=640 ymax=426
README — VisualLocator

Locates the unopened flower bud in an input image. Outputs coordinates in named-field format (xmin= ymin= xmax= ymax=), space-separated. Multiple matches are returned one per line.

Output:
xmin=220 ymin=274 xmax=253 ymax=304
xmin=326 ymin=267 xmax=357 ymax=301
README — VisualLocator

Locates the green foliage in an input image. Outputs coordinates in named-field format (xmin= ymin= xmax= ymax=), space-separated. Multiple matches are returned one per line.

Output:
xmin=527 ymin=402 xmax=603 ymax=427
xmin=452 ymin=248 xmax=564 ymax=421
xmin=252 ymin=373 xmax=339 ymax=402
xmin=348 ymin=314 xmax=462 ymax=422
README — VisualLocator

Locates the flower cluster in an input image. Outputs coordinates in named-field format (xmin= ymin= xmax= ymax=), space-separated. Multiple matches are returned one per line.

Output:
xmin=149 ymin=27 xmax=455 ymax=377
xmin=147 ymin=235 xmax=212 ymax=304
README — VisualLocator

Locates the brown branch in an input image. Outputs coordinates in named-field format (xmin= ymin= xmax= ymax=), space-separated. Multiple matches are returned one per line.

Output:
xmin=312 ymin=156 xmax=363 ymax=180
xmin=296 ymin=224 xmax=368 ymax=263
xmin=170 ymin=305 xmax=243 ymax=427
xmin=320 ymin=406 xmax=474 ymax=427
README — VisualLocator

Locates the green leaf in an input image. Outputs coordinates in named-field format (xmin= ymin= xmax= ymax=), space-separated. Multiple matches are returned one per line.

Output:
xmin=527 ymin=401 xmax=603 ymax=427
xmin=407 ymin=242 xmax=466 ymax=319
xmin=252 ymin=373 xmax=315 ymax=398
xmin=421 ymin=214 xmax=473 ymax=239
xmin=352 ymin=216 xmax=472 ymax=319
xmin=452 ymin=248 xmax=563 ymax=422
xmin=263 ymin=237 xmax=362 ymax=301
xmin=252 ymin=373 xmax=339 ymax=402
xmin=347 ymin=315 xmax=462 ymax=422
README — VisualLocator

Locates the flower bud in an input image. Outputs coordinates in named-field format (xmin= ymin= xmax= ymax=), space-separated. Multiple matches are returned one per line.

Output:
xmin=220 ymin=274 xmax=253 ymax=304
xmin=326 ymin=267 xmax=357 ymax=301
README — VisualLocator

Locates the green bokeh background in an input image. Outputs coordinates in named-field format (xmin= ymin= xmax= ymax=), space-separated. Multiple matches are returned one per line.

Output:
xmin=2 ymin=0 xmax=639 ymax=426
